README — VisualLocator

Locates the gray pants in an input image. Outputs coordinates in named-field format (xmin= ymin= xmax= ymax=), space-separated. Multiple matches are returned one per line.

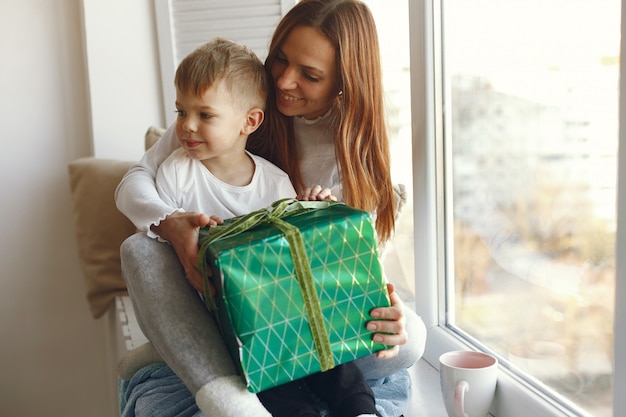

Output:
xmin=120 ymin=232 xmax=426 ymax=395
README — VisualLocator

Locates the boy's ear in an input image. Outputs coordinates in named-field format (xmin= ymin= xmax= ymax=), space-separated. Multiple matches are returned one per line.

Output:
xmin=242 ymin=108 xmax=264 ymax=135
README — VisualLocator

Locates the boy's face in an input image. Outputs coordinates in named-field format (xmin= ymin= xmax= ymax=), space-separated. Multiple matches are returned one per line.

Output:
xmin=175 ymin=81 xmax=248 ymax=162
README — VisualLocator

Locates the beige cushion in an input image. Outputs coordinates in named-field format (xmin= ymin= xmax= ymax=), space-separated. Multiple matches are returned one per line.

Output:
xmin=145 ymin=125 xmax=166 ymax=151
xmin=68 ymin=126 xmax=166 ymax=318
xmin=69 ymin=158 xmax=136 ymax=318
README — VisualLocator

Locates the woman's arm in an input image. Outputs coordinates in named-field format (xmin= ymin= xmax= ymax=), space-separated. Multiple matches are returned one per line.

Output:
xmin=115 ymin=123 xmax=181 ymax=234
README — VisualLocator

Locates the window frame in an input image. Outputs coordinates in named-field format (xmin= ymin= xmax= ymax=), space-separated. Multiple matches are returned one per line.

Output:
xmin=409 ymin=0 xmax=625 ymax=416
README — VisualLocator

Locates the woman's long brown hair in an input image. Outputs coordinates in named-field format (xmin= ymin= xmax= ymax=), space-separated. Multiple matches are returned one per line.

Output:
xmin=248 ymin=0 xmax=395 ymax=243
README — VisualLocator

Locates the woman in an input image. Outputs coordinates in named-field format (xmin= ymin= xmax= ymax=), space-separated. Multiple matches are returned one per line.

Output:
xmin=116 ymin=1 xmax=426 ymax=416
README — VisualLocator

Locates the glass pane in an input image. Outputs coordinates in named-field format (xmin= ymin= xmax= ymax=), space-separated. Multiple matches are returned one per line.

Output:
xmin=443 ymin=1 xmax=619 ymax=415
xmin=364 ymin=0 xmax=415 ymax=303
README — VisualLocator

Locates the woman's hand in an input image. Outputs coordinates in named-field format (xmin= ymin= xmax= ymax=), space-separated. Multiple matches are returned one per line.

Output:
xmin=297 ymin=185 xmax=337 ymax=201
xmin=151 ymin=211 xmax=222 ymax=293
xmin=366 ymin=283 xmax=408 ymax=359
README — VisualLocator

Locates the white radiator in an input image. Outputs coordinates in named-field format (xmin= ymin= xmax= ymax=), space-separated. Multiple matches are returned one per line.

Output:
xmin=115 ymin=296 xmax=149 ymax=352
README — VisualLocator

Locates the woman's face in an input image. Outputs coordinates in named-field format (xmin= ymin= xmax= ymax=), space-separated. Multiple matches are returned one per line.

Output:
xmin=270 ymin=25 xmax=340 ymax=120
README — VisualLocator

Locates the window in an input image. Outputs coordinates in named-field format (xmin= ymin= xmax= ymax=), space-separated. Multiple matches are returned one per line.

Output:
xmin=410 ymin=0 xmax=623 ymax=416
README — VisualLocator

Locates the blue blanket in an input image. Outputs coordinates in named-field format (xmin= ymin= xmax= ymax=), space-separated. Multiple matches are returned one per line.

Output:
xmin=119 ymin=363 xmax=202 ymax=417
xmin=119 ymin=363 xmax=410 ymax=417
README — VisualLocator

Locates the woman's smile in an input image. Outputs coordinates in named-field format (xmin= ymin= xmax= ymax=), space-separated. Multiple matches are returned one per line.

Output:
xmin=278 ymin=90 xmax=302 ymax=102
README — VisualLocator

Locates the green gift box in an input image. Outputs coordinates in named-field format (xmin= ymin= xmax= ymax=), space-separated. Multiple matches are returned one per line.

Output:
xmin=198 ymin=199 xmax=390 ymax=393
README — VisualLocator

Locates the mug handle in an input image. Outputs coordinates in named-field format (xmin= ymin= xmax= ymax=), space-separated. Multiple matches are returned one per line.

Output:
xmin=454 ymin=380 xmax=470 ymax=417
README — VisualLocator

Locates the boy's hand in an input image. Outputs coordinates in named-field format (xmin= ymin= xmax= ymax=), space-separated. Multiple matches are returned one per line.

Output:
xmin=151 ymin=211 xmax=222 ymax=293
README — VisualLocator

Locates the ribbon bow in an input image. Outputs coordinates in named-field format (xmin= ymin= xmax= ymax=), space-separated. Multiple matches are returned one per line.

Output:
xmin=197 ymin=198 xmax=339 ymax=372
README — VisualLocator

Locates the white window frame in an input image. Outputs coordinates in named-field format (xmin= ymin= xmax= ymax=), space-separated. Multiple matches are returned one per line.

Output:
xmin=409 ymin=0 xmax=625 ymax=416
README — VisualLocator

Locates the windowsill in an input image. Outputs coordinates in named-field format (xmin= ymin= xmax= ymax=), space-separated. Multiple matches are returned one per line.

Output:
xmin=406 ymin=358 xmax=449 ymax=416
xmin=407 ymin=359 xmax=496 ymax=416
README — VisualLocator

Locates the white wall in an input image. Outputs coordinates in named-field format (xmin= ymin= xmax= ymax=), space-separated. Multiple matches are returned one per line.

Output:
xmin=82 ymin=0 xmax=165 ymax=160
xmin=0 ymin=0 xmax=128 ymax=415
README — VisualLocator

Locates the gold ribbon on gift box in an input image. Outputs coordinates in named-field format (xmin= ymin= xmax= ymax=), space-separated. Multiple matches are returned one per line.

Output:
xmin=197 ymin=198 xmax=339 ymax=372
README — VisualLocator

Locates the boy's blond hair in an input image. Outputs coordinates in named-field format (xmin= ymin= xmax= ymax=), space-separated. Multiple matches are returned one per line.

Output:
xmin=175 ymin=38 xmax=267 ymax=111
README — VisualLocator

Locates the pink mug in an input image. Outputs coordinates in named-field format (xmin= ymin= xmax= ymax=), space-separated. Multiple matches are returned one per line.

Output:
xmin=439 ymin=350 xmax=498 ymax=417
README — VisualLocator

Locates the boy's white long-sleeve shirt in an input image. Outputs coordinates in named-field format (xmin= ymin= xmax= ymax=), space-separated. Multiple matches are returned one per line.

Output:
xmin=115 ymin=115 xmax=343 ymax=237
xmin=156 ymin=148 xmax=296 ymax=221
xmin=115 ymin=123 xmax=297 ymax=240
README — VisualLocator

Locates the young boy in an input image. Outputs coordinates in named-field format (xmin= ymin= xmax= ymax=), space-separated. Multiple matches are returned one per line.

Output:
xmin=155 ymin=38 xmax=380 ymax=417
